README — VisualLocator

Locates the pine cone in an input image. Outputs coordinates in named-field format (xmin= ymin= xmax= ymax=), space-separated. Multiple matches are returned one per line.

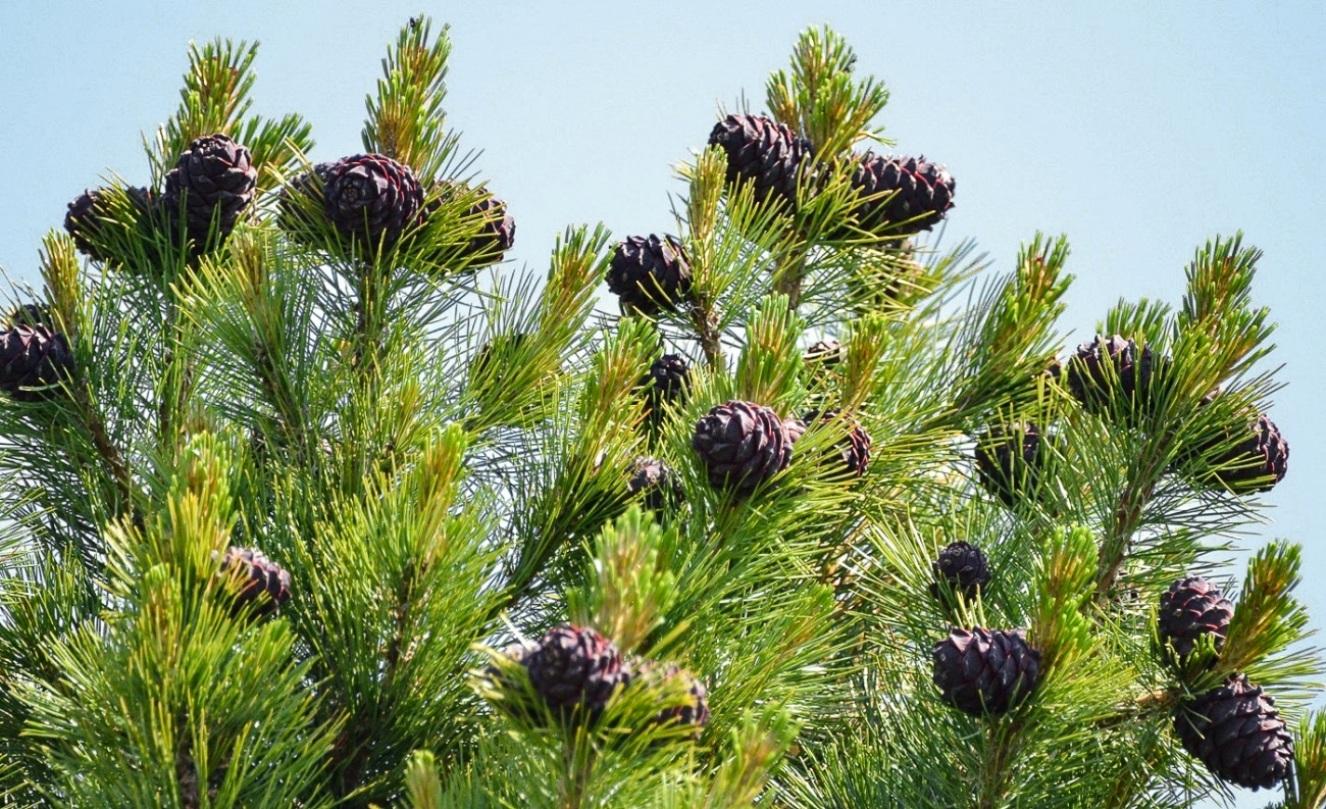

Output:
xmin=606 ymin=235 xmax=692 ymax=314
xmin=0 ymin=326 xmax=73 ymax=402
xmin=930 ymin=541 xmax=991 ymax=600
xmin=322 ymin=153 xmax=424 ymax=249
xmin=847 ymin=153 xmax=955 ymax=234
xmin=219 ymin=547 xmax=292 ymax=616
xmin=1174 ymin=675 xmax=1294 ymax=790
xmin=1065 ymin=334 xmax=1156 ymax=410
xmin=1157 ymin=576 xmax=1234 ymax=662
xmin=932 ymin=627 xmax=1041 ymax=716
xmin=801 ymin=409 xmax=872 ymax=478
xmin=277 ymin=162 xmax=335 ymax=240
xmin=162 ymin=134 xmax=257 ymax=247
xmin=692 ymin=400 xmax=794 ymax=494
xmin=642 ymin=353 xmax=690 ymax=407
xmin=424 ymin=181 xmax=516 ymax=268
xmin=803 ymin=339 xmax=843 ymax=368
xmin=628 ymin=457 xmax=684 ymax=511
xmin=1205 ymin=413 xmax=1289 ymax=493
xmin=8 ymin=304 xmax=52 ymax=329
xmin=707 ymin=113 xmax=811 ymax=207
xmin=646 ymin=662 xmax=710 ymax=734
xmin=64 ymin=186 xmax=153 ymax=262
xmin=973 ymin=423 xmax=1050 ymax=506
xmin=524 ymin=624 xmax=631 ymax=719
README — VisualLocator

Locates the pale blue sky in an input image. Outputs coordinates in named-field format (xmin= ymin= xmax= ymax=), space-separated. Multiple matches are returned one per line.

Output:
xmin=2 ymin=2 xmax=1322 ymax=805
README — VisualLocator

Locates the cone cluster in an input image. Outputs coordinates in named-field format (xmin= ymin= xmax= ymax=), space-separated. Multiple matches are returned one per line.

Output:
xmin=65 ymin=133 xmax=257 ymax=264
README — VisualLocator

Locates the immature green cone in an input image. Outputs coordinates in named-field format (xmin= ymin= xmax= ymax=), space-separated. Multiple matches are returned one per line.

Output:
xmin=1174 ymin=675 xmax=1294 ymax=790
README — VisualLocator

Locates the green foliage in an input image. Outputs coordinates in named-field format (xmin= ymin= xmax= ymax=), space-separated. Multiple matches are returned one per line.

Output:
xmin=0 ymin=16 xmax=1318 ymax=809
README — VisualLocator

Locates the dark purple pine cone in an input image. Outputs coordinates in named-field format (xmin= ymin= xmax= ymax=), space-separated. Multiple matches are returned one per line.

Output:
xmin=628 ymin=457 xmax=684 ymax=511
xmin=642 ymin=353 xmax=690 ymax=407
xmin=801 ymin=409 xmax=872 ymax=478
xmin=1065 ymin=334 xmax=1156 ymax=411
xmin=163 ymin=134 xmax=257 ymax=247
xmin=606 ymin=235 xmax=692 ymax=314
xmin=803 ymin=338 xmax=844 ymax=369
xmin=648 ymin=663 xmax=710 ymax=735
xmin=1157 ymin=576 xmax=1234 ymax=663
xmin=9 ymin=304 xmax=52 ymax=329
xmin=422 ymin=181 xmax=516 ymax=269
xmin=1206 ymin=413 xmax=1289 ymax=493
xmin=929 ymin=541 xmax=991 ymax=600
xmin=932 ymin=627 xmax=1041 ymax=716
xmin=692 ymin=400 xmax=794 ymax=495
xmin=707 ymin=113 xmax=812 ymax=208
xmin=64 ymin=186 xmax=153 ymax=261
xmin=1174 ymin=675 xmax=1294 ymax=790
xmin=523 ymin=624 xmax=631 ymax=719
xmin=0 ymin=326 xmax=74 ymax=402
xmin=847 ymin=152 xmax=955 ymax=234
xmin=973 ymin=423 xmax=1049 ymax=506
xmin=219 ymin=547 xmax=292 ymax=616
xmin=277 ymin=161 xmax=335 ymax=240
xmin=322 ymin=153 xmax=424 ymax=250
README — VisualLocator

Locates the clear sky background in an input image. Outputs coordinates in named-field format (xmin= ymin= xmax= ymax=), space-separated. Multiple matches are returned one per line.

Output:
xmin=1 ymin=2 xmax=1322 ymax=806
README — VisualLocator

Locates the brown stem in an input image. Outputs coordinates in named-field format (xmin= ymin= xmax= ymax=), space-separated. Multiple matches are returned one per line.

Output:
xmin=772 ymin=250 xmax=807 ymax=310
xmin=1093 ymin=474 xmax=1159 ymax=607
xmin=73 ymin=383 xmax=138 ymax=522
xmin=689 ymin=300 xmax=723 ymax=370
xmin=558 ymin=734 xmax=594 ymax=809
xmin=977 ymin=721 xmax=1021 ymax=809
